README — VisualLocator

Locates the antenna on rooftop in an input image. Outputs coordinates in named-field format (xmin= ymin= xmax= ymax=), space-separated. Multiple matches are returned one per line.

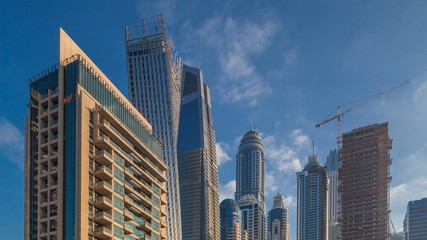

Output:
xmin=312 ymin=140 xmax=315 ymax=155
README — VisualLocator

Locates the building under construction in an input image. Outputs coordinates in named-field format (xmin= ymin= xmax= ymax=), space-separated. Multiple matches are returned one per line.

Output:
xmin=339 ymin=123 xmax=392 ymax=239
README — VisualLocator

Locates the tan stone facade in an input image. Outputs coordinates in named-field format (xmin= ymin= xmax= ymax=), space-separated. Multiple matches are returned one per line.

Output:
xmin=25 ymin=28 xmax=167 ymax=240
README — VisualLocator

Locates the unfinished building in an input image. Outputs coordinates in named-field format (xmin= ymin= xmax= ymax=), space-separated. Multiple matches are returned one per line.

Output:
xmin=339 ymin=123 xmax=392 ymax=239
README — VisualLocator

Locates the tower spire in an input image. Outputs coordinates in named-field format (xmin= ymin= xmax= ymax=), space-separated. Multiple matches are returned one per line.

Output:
xmin=312 ymin=140 xmax=315 ymax=155
xmin=250 ymin=120 xmax=253 ymax=131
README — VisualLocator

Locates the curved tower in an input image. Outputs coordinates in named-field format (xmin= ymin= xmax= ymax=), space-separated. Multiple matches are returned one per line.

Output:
xmin=220 ymin=199 xmax=244 ymax=240
xmin=125 ymin=14 xmax=183 ymax=239
xmin=235 ymin=127 xmax=266 ymax=240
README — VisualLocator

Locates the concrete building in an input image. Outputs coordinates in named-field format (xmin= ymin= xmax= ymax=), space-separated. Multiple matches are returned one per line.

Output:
xmin=125 ymin=14 xmax=183 ymax=239
xmin=297 ymin=154 xmax=329 ymax=240
xmin=235 ymin=128 xmax=266 ymax=240
xmin=403 ymin=198 xmax=427 ymax=240
xmin=24 ymin=29 xmax=167 ymax=240
xmin=267 ymin=193 xmax=290 ymax=240
xmin=220 ymin=199 xmax=244 ymax=240
xmin=238 ymin=194 xmax=266 ymax=240
xmin=325 ymin=149 xmax=341 ymax=240
xmin=339 ymin=123 xmax=392 ymax=239
xmin=177 ymin=65 xmax=220 ymax=239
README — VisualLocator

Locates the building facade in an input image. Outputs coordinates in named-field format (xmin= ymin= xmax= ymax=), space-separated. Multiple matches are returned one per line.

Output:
xmin=238 ymin=194 xmax=266 ymax=240
xmin=235 ymin=128 xmax=266 ymax=240
xmin=403 ymin=198 xmax=427 ymax=240
xmin=220 ymin=199 xmax=244 ymax=240
xmin=24 ymin=29 xmax=168 ymax=240
xmin=325 ymin=149 xmax=340 ymax=240
xmin=177 ymin=65 xmax=220 ymax=239
xmin=125 ymin=14 xmax=183 ymax=239
xmin=339 ymin=123 xmax=392 ymax=239
xmin=297 ymin=154 xmax=328 ymax=240
xmin=267 ymin=193 xmax=290 ymax=240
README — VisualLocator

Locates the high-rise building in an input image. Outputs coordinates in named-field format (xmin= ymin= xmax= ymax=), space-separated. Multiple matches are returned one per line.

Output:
xmin=267 ymin=193 xmax=290 ymax=240
xmin=339 ymin=123 xmax=392 ymax=239
xmin=235 ymin=128 xmax=266 ymax=240
xmin=235 ymin=128 xmax=266 ymax=205
xmin=24 ymin=28 xmax=168 ymax=240
xmin=177 ymin=65 xmax=220 ymax=239
xmin=403 ymin=198 xmax=427 ymax=240
xmin=297 ymin=154 xmax=329 ymax=240
xmin=220 ymin=199 xmax=244 ymax=240
xmin=238 ymin=194 xmax=266 ymax=240
xmin=325 ymin=149 xmax=340 ymax=240
xmin=125 ymin=14 xmax=183 ymax=239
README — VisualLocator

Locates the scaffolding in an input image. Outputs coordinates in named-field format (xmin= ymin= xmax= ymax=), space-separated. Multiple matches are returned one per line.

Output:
xmin=339 ymin=123 xmax=392 ymax=239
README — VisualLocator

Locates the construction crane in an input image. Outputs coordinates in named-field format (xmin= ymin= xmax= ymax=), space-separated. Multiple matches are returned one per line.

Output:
xmin=315 ymin=80 xmax=410 ymax=149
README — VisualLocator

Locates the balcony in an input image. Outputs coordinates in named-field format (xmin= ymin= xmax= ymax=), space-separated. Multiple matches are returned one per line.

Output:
xmin=139 ymin=220 xmax=152 ymax=232
xmin=94 ymin=196 xmax=113 ymax=211
xmin=160 ymin=230 xmax=167 ymax=239
xmin=124 ymin=222 xmax=134 ymax=235
xmin=94 ymin=181 xmax=113 ymax=195
xmin=124 ymin=208 xmax=134 ymax=221
xmin=99 ymin=120 xmax=133 ymax=153
xmin=95 ymin=135 xmax=113 ymax=151
xmin=94 ymin=166 xmax=113 ymax=181
xmin=94 ymin=150 xmax=113 ymax=165
xmin=94 ymin=211 xmax=113 ymax=225
xmin=94 ymin=226 xmax=113 ymax=239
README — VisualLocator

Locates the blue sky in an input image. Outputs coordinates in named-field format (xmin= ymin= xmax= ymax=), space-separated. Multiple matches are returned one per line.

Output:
xmin=1 ymin=0 xmax=427 ymax=239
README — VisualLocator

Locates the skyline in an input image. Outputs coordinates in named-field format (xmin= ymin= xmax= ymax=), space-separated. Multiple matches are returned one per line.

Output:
xmin=1 ymin=1 xmax=427 ymax=239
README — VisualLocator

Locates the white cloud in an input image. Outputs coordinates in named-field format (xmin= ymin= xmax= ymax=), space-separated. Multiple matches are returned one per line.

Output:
xmin=265 ymin=171 xmax=278 ymax=196
xmin=216 ymin=142 xmax=232 ymax=167
xmin=219 ymin=180 xmax=236 ymax=202
xmin=291 ymin=129 xmax=310 ymax=148
xmin=264 ymin=135 xmax=303 ymax=172
xmin=413 ymin=80 xmax=427 ymax=102
xmin=284 ymin=195 xmax=297 ymax=209
xmin=196 ymin=15 xmax=278 ymax=105
xmin=284 ymin=47 xmax=299 ymax=66
xmin=390 ymin=177 xmax=427 ymax=231
xmin=0 ymin=117 xmax=24 ymax=169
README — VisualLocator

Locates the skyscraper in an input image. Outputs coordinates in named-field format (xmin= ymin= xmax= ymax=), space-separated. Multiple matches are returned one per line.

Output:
xmin=297 ymin=153 xmax=329 ymax=240
xmin=220 ymin=199 xmax=244 ymax=240
xmin=25 ymin=28 xmax=168 ymax=240
xmin=339 ymin=123 xmax=392 ymax=239
xmin=125 ymin=14 xmax=183 ymax=239
xmin=235 ymin=128 xmax=266 ymax=240
xmin=267 ymin=193 xmax=290 ymax=240
xmin=325 ymin=149 xmax=340 ymax=240
xmin=177 ymin=65 xmax=220 ymax=239
xmin=403 ymin=198 xmax=427 ymax=240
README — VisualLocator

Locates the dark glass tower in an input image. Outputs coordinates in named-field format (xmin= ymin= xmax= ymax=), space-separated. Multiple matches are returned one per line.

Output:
xmin=220 ymin=199 xmax=244 ymax=240
xmin=177 ymin=64 xmax=220 ymax=239
xmin=125 ymin=14 xmax=183 ymax=239
xmin=235 ymin=128 xmax=266 ymax=240
xmin=297 ymin=154 xmax=329 ymax=240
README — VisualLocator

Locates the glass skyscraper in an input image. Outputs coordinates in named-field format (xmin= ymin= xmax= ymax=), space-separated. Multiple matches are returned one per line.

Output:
xmin=235 ymin=128 xmax=266 ymax=240
xmin=220 ymin=199 xmax=244 ymax=240
xmin=267 ymin=193 xmax=290 ymax=240
xmin=177 ymin=65 xmax=220 ymax=239
xmin=297 ymin=154 xmax=329 ymax=240
xmin=403 ymin=198 xmax=427 ymax=240
xmin=125 ymin=14 xmax=183 ymax=239
xmin=25 ymin=28 xmax=168 ymax=240
xmin=325 ymin=149 xmax=340 ymax=240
